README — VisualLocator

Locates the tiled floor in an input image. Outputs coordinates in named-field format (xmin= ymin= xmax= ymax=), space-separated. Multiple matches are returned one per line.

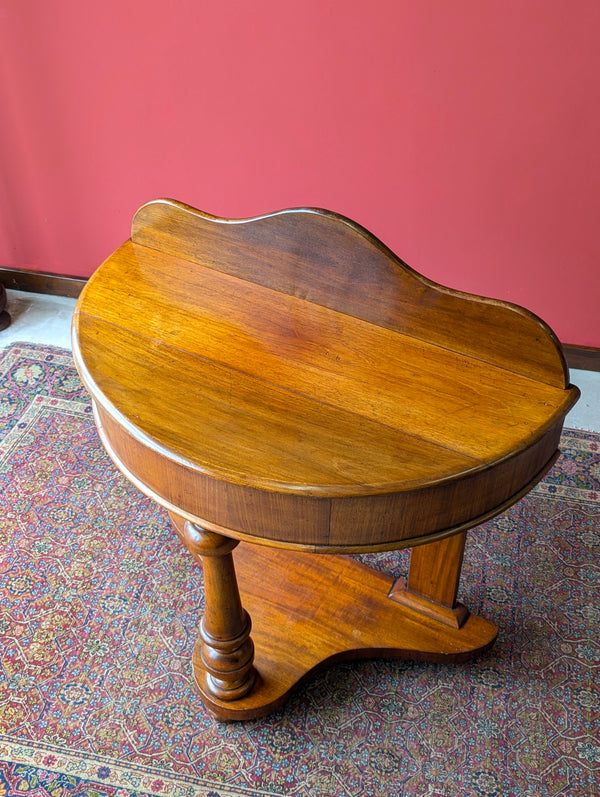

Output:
xmin=2 ymin=289 xmax=599 ymax=432
xmin=2 ymin=290 xmax=76 ymax=351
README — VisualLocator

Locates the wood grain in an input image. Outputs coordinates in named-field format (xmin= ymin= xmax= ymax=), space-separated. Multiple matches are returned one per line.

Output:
xmin=72 ymin=199 xmax=578 ymax=547
xmin=72 ymin=198 xmax=579 ymax=718
xmin=77 ymin=241 xmax=574 ymax=464
xmin=131 ymin=199 xmax=570 ymax=388
xmin=170 ymin=514 xmax=257 ymax=702
xmin=188 ymin=543 xmax=498 ymax=721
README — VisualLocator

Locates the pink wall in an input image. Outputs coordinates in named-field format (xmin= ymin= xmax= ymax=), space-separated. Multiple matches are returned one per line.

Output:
xmin=1 ymin=0 xmax=599 ymax=345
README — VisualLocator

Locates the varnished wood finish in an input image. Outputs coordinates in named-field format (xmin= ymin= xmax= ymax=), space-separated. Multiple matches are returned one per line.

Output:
xmin=190 ymin=544 xmax=498 ymax=721
xmin=72 ymin=199 xmax=579 ymax=719
xmin=131 ymin=200 xmax=569 ymax=388
xmin=389 ymin=533 xmax=469 ymax=629
xmin=170 ymin=513 xmax=256 ymax=703
xmin=72 ymin=208 xmax=579 ymax=549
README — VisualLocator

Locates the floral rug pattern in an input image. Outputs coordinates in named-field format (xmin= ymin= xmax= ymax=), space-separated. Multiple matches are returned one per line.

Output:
xmin=0 ymin=342 xmax=598 ymax=797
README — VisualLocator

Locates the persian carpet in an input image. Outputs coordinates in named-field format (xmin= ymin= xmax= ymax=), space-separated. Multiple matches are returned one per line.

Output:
xmin=0 ymin=342 xmax=598 ymax=797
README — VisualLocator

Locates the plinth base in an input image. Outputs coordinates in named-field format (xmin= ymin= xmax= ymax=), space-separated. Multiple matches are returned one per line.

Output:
xmin=193 ymin=544 xmax=498 ymax=721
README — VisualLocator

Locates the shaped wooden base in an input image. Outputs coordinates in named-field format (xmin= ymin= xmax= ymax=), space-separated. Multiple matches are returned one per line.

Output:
xmin=191 ymin=542 xmax=498 ymax=721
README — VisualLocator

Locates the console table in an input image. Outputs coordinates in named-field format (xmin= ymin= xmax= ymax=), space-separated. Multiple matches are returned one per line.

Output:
xmin=72 ymin=199 xmax=579 ymax=720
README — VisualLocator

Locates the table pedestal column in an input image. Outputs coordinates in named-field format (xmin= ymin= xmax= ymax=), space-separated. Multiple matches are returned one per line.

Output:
xmin=389 ymin=532 xmax=470 ymax=628
xmin=169 ymin=513 xmax=256 ymax=703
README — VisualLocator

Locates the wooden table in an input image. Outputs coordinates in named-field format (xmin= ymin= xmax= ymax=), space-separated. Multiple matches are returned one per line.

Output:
xmin=72 ymin=199 xmax=579 ymax=720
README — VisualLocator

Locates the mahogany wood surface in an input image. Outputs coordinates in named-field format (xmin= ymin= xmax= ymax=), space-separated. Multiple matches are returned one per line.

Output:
xmin=170 ymin=513 xmax=257 ymax=703
xmin=72 ymin=199 xmax=579 ymax=719
xmin=389 ymin=532 xmax=470 ymax=629
xmin=192 ymin=540 xmax=497 ymax=721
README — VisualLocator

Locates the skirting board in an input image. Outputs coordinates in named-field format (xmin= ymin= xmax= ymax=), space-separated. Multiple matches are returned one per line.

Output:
xmin=564 ymin=345 xmax=600 ymax=373
xmin=0 ymin=267 xmax=86 ymax=299
xmin=0 ymin=267 xmax=598 ymax=372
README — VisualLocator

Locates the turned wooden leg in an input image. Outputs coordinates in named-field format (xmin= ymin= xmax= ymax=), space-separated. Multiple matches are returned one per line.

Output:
xmin=389 ymin=531 xmax=469 ymax=628
xmin=169 ymin=513 xmax=256 ymax=702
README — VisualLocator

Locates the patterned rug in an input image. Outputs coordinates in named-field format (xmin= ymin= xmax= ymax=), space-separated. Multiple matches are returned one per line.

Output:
xmin=0 ymin=342 xmax=598 ymax=797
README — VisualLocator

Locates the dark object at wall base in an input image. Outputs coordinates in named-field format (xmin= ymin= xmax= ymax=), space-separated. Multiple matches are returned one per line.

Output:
xmin=0 ymin=283 xmax=11 ymax=331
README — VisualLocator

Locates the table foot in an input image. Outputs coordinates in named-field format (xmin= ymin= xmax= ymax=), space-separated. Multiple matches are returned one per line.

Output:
xmin=194 ymin=544 xmax=497 ymax=721
xmin=389 ymin=532 xmax=470 ymax=629
xmin=387 ymin=586 xmax=470 ymax=629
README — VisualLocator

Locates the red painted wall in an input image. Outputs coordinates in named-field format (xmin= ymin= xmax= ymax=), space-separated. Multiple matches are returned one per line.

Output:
xmin=1 ymin=1 xmax=599 ymax=345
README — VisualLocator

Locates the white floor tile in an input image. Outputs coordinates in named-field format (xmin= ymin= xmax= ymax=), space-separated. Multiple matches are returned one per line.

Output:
xmin=1 ymin=290 xmax=76 ymax=351
xmin=567 ymin=369 xmax=600 ymax=432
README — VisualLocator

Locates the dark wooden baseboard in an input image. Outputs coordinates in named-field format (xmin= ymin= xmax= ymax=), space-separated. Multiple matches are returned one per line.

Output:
xmin=0 ymin=267 xmax=86 ymax=298
xmin=563 ymin=344 xmax=600 ymax=373
xmin=1 ymin=268 xmax=598 ymax=371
